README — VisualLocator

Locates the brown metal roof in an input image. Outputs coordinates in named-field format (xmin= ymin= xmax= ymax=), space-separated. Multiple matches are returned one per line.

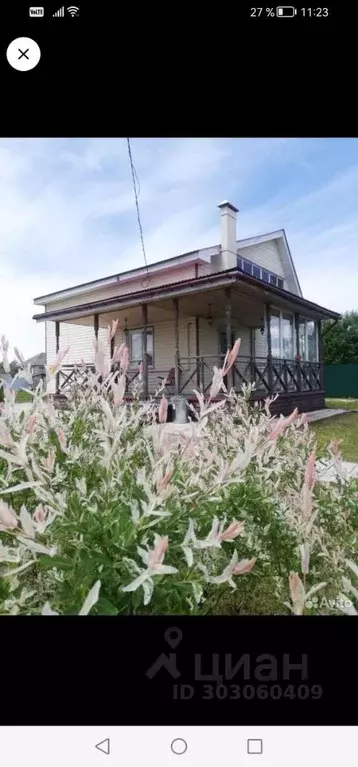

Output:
xmin=33 ymin=267 xmax=341 ymax=323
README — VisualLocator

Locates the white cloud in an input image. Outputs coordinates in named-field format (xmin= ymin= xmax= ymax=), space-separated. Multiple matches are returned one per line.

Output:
xmin=0 ymin=271 xmax=54 ymax=359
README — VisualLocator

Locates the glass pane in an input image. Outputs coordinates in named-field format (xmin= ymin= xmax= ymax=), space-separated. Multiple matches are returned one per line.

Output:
xmin=307 ymin=321 xmax=317 ymax=362
xmin=270 ymin=274 xmax=277 ymax=286
xmin=252 ymin=265 xmax=261 ymax=279
xmin=130 ymin=331 xmax=142 ymax=362
xmin=299 ymin=319 xmax=306 ymax=359
xmin=243 ymin=260 xmax=252 ymax=274
xmin=146 ymin=330 xmax=153 ymax=366
xmin=262 ymin=270 xmax=269 ymax=283
xmin=129 ymin=329 xmax=154 ymax=365
xmin=270 ymin=310 xmax=281 ymax=358
xmin=277 ymin=278 xmax=284 ymax=289
xmin=237 ymin=257 xmax=243 ymax=270
xmin=282 ymin=313 xmax=293 ymax=359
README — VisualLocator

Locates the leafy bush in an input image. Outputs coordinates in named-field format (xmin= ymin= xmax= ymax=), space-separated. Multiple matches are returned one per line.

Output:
xmin=1 ymin=326 xmax=358 ymax=616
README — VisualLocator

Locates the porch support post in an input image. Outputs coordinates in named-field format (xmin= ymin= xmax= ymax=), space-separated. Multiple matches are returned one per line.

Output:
xmin=195 ymin=316 xmax=200 ymax=388
xmin=55 ymin=320 xmax=60 ymax=393
xmin=317 ymin=320 xmax=324 ymax=390
xmin=94 ymin=314 xmax=99 ymax=340
xmin=142 ymin=304 xmax=149 ymax=399
xmin=295 ymin=312 xmax=301 ymax=391
xmin=124 ymin=318 xmax=129 ymax=347
xmin=266 ymin=304 xmax=274 ymax=394
xmin=173 ymin=298 xmax=180 ymax=395
xmin=225 ymin=287 xmax=233 ymax=391
xmin=250 ymin=328 xmax=255 ymax=384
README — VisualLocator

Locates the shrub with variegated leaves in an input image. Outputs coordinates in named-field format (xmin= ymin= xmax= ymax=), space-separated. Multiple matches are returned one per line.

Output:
xmin=1 ymin=325 xmax=358 ymax=616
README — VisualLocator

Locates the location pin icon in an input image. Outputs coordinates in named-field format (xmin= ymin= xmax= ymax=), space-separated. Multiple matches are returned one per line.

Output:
xmin=165 ymin=627 xmax=183 ymax=648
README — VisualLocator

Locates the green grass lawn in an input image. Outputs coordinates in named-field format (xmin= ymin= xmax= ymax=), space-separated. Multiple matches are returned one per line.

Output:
xmin=15 ymin=390 xmax=33 ymax=403
xmin=325 ymin=398 xmax=358 ymax=411
xmin=310 ymin=411 xmax=358 ymax=463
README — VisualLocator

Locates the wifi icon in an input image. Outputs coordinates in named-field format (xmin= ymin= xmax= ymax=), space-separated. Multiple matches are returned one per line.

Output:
xmin=67 ymin=5 xmax=79 ymax=15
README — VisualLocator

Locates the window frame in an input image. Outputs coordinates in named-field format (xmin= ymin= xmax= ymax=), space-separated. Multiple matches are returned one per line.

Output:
xmin=127 ymin=326 xmax=155 ymax=368
xmin=236 ymin=255 xmax=285 ymax=290
xmin=267 ymin=310 xmax=319 ymax=362
xmin=269 ymin=307 xmax=295 ymax=360
xmin=298 ymin=317 xmax=319 ymax=362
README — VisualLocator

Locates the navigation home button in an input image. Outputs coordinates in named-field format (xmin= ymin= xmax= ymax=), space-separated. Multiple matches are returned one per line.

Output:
xmin=171 ymin=739 xmax=188 ymax=755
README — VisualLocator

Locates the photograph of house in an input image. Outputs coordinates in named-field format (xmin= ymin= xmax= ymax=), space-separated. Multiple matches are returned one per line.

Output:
xmin=1 ymin=138 xmax=357 ymax=618
xmin=33 ymin=201 xmax=340 ymax=415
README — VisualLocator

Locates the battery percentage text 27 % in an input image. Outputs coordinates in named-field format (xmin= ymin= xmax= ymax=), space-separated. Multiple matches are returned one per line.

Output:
xmin=250 ymin=8 xmax=277 ymax=16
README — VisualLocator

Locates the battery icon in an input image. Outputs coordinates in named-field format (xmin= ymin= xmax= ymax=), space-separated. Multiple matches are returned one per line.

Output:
xmin=276 ymin=6 xmax=297 ymax=15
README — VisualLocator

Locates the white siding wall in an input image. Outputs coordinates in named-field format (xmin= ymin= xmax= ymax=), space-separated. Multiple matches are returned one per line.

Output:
xmin=237 ymin=241 xmax=284 ymax=278
xmin=211 ymin=239 xmax=285 ymax=279
xmin=46 ymin=312 xmax=257 ymax=396
xmin=46 ymin=320 xmax=109 ymax=394
xmin=255 ymin=327 xmax=267 ymax=358
xmin=112 ymin=318 xmax=252 ymax=397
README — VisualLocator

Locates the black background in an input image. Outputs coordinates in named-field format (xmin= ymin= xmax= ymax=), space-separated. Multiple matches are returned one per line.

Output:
xmin=0 ymin=0 xmax=357 ymax=729
xmin=0 ymin=0 xmax=352 ymax=136
xmin=1 ymin=616 xmax=356 ymax=724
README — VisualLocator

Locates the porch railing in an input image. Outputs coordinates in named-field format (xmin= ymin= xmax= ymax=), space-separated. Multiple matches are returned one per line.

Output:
xmin=56 ymin=357 xmax=322 ymax=398
xmin=57 ymin=364 xmax=180 ymax=397
xmin=178 ymin=356 xmax=322 ymax=396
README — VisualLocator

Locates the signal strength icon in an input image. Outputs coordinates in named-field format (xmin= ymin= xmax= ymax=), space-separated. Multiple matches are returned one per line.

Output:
xmin=53 ymin=5 xmax=64 ymax=15
xmin=67 ymin=5 xmax=79 ymax=15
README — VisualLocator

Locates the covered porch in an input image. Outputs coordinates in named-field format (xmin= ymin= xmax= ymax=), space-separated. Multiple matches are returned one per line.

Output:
xmin=34 ymin=268 xmax=340 ymax=415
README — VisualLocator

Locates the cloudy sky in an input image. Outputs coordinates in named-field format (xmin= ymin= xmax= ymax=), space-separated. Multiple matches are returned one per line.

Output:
xmin=0 ymin=137 xmax=357 ymax=358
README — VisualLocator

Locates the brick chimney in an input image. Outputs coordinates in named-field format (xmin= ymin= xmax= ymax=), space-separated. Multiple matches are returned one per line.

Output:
xmin=218 ymin=200 xmax=239 ymax=270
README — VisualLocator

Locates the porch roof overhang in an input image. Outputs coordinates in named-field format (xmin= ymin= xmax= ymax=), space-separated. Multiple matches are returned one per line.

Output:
xmin=32 ymin=268 xmax=341 ymax=324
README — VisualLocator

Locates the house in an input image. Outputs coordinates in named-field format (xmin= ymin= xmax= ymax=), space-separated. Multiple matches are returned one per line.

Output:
xmin=32 ymin=201 xmax=340 ymax=415
xmin=24 ymin=352 xmax=46 ymax=387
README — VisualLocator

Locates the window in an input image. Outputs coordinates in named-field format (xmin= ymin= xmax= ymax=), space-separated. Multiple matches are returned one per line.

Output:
xmin=243 ymin=260 xmax=252 ymax=274
xmin=282 ymin=313 xmax=294 ymax=359
xmin=236 ymin=256 xmax=284 ymax=290
xmin=299 ymin=319 xmax=307 ymax=359
xmin=270 ymin=310 xmax=281 ymax=358
xmin=128 ymin=328 xmax=154 ymax=366
xmin=307 ymin=320 xmax=317 ymax=362
xmin=298 ymin=318 xmax=318 ymax=361
xmin=269 ymin=309 xmax=294 ymax=359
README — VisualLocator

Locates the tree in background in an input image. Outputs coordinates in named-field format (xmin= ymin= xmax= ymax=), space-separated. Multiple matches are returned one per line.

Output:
xmin=323 ymin=310 xmax=358 ymax=364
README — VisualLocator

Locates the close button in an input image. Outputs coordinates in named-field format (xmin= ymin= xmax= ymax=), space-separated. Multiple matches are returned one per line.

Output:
xmin=6 ymin=37 xmax=41 ymax=71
